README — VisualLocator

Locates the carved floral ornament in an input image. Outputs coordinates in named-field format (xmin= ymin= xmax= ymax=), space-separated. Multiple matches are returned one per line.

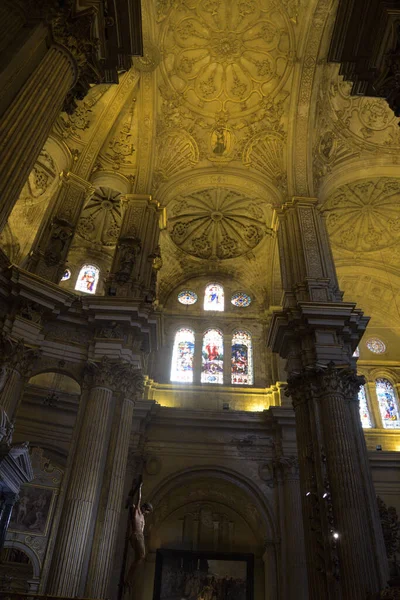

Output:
xmin=159 ymin=0 xmax=293 ymax=120
xmin=322 ymin=178 xmax=400 ymax=253
xmin=76 ymin=187 xmax=122 ymax=247
xmin=167 ymin=187 xmax=270 ymax=259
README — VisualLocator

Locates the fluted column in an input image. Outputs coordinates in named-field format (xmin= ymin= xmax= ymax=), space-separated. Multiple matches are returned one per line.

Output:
xmin=0 ymin=44 xmax=77 ymax=233
xmin=86 ymin=368 xmax=144 ymax=598
xmin=107 ymin=194 xmax=163 ymax=299
xmin=268 ymin=197 xmax=388 ymax=599
xmin=47 ymin=358 xmax=117 ymax=597
xmin=280 ymin=457 xmax=308 ymax=600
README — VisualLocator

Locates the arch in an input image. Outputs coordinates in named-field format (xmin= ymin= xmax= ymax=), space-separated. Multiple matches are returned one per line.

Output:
xmin=231 ymin=330 xmax=253 ymax=386
xmin=3 ymin=541 xmax=40 ymax=577
xmin=170 ymin=328 xmax=195 ymax=383
xmin=28 ymin=372 xmax=81 ymax=395
xmin=201 ymin=328 xmax=224 ymax=384
xmin=75 ymin=263 xmax=100 ymax=294
xmin=375 ymin=377 xmax=400 ymax=429
xmin=204 ymin=283 xmax=224 ymax=312
xmin=146 ymin=465 xmax=277 ymax=548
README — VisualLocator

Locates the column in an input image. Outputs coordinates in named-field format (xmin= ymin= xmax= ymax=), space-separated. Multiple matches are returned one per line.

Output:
xmin=366 ymin=380 xmax=382 ymax=428
xmin=193 ymin=330 xmax=203 ymax=384
xmin=267 ymin=197 xmax=388 ymax=600
xmin=86 ymin=368 xmax=144 ymax=598
xmin=25 ymin=172 xmax=95 ymax=282
xmin=223 ymin=335 xmax=231 ymax=385
xmin=107 ymin=194 xmax=163 ymax=299
xmin=279 ymin=457 xmax=308 ymax=600
xmin=0 ymin=44 xmax=77 ymax=233
xmin=0 ymin=491 xmax=18 ymax=550
xmin=0 ymin=336 xmax=37 ymax=421
xmin=262 ymin=543 xmax=278 ymax=600
xmin=47 ymin=357 xmax=117 ymax=597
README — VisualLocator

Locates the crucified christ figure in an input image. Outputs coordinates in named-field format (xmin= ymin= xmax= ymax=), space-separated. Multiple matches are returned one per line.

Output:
xmin=124 ymin=481 xmax=153 ymax=592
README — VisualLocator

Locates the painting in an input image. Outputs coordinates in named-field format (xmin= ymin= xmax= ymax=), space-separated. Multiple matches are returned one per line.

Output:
xmin=209 ymin=128 xmax=233 ymax=161
xmin=9 ymin=484 xmax=55 ymax=536
xmin=153 ymin=550 xmax=254 ymax=600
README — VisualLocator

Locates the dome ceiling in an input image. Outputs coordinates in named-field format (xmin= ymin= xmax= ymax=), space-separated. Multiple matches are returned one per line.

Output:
xmin=167 ymin=187 xmax=271 ymax=259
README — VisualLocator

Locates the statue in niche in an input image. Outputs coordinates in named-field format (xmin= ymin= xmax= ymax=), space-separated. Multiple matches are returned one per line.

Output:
xmin=124 ymin=479 xmax=153 ymax=592
xmin=115 ymin=236 xmax=141 ymax=284
xmin=44 ymin=218 xmax=73 ymax=267
xmin=211 ymin=127 xmax=229 ymax=156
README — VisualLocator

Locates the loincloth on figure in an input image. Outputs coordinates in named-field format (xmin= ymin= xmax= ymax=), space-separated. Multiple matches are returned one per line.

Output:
xmin=130 ymin=531 xmax=145 ymax=558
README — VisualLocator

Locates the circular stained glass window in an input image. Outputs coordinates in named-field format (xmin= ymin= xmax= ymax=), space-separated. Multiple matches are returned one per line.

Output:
xmin=61 ymin=269 xmax=71 ymax=282
xmin=231 ymin=292 xmax=252 ymax=307
xmin=366 ymin=338 xmax=386 ymax=354
xmin=178 ymin=290 xmax=198 ymax=305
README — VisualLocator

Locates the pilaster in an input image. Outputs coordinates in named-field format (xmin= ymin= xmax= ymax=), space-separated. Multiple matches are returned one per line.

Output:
xmin=107 ymin=194 xmax=163 ymax=300
xmin=0 ymin=336 xmax=38 ymax=421
xmin=26 ymin=172 xmax=95 ymax=282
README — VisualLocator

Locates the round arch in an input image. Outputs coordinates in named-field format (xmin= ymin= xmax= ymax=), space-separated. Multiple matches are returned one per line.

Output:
xmin=3 ymin=541 xmax=40 ymax=578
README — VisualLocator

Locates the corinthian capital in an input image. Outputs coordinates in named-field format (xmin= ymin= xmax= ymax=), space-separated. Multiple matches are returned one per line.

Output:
xmin=85 ymin=356 xmax=117 ymax=389
xmin=0 ymin=335 xmax=39 ymax=378
xmin=114 ymin=363 xmax=144 ymax=401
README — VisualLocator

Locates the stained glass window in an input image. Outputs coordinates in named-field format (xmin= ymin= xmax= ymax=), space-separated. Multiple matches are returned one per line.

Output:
xmin=204 ymin=283 xmax=224 ymax=311
xmin=75 ymin=264 xmax=100 ymax=294
xmin=201 ymin=329 xmax=224 ymax=384
xmin=178 ymin=290 xmax=198 ymax=305
xmin=376 ymin=378 xmax=400 ymax=429
xmin=170 ymin=328 xmax=195 ymax=383
xmin=61 ymin=269 xmax=71 ymax=282
xmin=231 ymin=292 xmax=252 ymax=307
xmin=231 ymin=330 xmax=253 ymax=385
xmin=366 ymin=338 xmax=386 ymax=354
xmin=353 ymin=347 xmax=360 ymax=358
xmin=358 ymin=386 xmax=372 ymax=428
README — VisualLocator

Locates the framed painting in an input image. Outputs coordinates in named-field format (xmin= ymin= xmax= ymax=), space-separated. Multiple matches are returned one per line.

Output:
xmin=8 ymin=484 xmax=56 ymax=537
xmin=153 ymin=549 xmax=254 ymax=600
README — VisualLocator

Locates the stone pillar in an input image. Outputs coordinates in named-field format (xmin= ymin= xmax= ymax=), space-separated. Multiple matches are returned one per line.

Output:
xmin=267 ymin=197 xmax=388 ymax=599
xmin=107 ymin=194 xmax=163 ymax=299
xmin=25 ymin=172 xmax=95 ymax=282
xmin=86 ymin=368 xmax=144 ymax=598
xmin=193 ymin=328 xmax=203 ymax=384
xmin=0 ymin=337 xmax=37 ymax=421
xmin=223 ymin=335 xmax=231 ymax=385
xmin=0 ymin=491 xmax=18 ymax=550
xmin=279 ymin=457 xmax=308 ymax=600
xmin=47 ymin=357 xmax=117 ymax=597
xmin=263 ymin=543 xmax=278 ymax=600
xmin=0 ymin=44 xmax=77 ymax=233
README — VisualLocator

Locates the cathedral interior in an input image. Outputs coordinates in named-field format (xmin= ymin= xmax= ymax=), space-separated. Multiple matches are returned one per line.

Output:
xmin=0 ymin=0 xmax=400 ymax=599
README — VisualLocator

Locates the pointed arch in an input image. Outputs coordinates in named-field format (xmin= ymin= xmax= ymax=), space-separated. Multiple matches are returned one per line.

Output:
xmin=231 ymin=330 xmax=253 ymax=385
xmin=170 ymin=328 xmax=195 ymax=383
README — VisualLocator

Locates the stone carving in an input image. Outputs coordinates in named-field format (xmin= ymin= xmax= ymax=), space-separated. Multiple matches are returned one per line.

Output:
xmin=322 ymin=178 xmax=400 ymax=253
xmin=133 ymin=41 xmax=161 ymax=72
xmin=243 ymin=131 xmax=286 ymax=189
xmin=96 ymin=325 xmax=124 ymax=339
xmin=377 ymin=496 xmax=400 ymax=564
xmin=298 ymin=207 xmax=323 ymax=278
xmin=0 ymin=335 xmax=39 ymax=382
xmin=17 ymin=302 xmax=44 ymax=325
xmin=43 ymin=218 xmax=74 ymax=267
xmin=153 ymin=130 xmax=199 ymax=188
xmin=167 ymin=188 xmax=269 ymax=259
xmin=160 ymin=0 xmax=292 ymax=119
xmin=115 ymin=236 xmax=142 ymax=284
xmin=104 ymin=98 xmax=137 ymax=169
xmin=76 ymin=187 xmax=122 ymax=247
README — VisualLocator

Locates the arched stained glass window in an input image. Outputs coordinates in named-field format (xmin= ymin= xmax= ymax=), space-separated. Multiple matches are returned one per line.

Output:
xmin=358 ymin=386 xmax=372 ymax=428
xmin=231 ymin=330 xmax=253 ymax=385
xmin=170 ymin=328 xmax=195 ymax=383
xmin=376 ymin=378 xmax=400 ymax=429
xmin=61 ymin=269 xmax=71 ymax=282
xmin=201 ymin=329 xmax=223 ymax=384
xmin=75 ymin=264 xmax=99 ymax=294
xmin=204 ymin=283 xmax=224 ymax=311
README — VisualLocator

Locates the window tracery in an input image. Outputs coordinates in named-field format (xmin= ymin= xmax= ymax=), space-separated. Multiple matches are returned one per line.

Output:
xmin=231 ymin=292 xmax=251 ymax=307
xmin=204 ymin=284 xmax=224 ymax=311
xmin=367 ymin=338 xmax=386 ymax=354
xmin=375 ymin=378 xmax=400 ymax=429
xmin=170 ymin=328 xmax=195 ymax=383
xmin=75 ymin=264 xmax=99 ymax=294
xmin=231 ymin=330 xmax=253 ymax=385
xmin=178 ymin=290 xmax=198 ymax=305
xmin=201 ymin=328 xmax=224 ymax=384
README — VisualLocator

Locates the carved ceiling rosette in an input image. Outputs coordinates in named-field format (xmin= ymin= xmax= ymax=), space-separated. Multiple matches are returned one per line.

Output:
xmin=159 ymin=0 xmax=292 ymax=120
xmin=167 ymin=187 xmax=270 ymax=260
xmin=322 ymin=178 xmax=400 ymax=253
xmin=76 ymin=187 xmax=122 ymax=247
